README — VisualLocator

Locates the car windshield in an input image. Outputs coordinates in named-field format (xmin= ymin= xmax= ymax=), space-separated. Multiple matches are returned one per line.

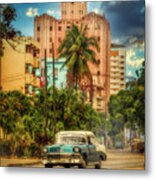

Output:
xmin=56 ymin=135 xmax=86 ymax=145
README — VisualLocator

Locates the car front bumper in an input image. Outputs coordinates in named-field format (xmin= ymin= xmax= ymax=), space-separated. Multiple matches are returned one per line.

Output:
xmin=42 ymin=153 xmax=83 ymax=166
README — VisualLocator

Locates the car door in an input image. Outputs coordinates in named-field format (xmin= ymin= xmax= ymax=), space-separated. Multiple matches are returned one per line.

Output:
xmin=87 ymin=136 xmax=97 ymax=163
xmin=89 ymin=136 xmax=100 ymax=162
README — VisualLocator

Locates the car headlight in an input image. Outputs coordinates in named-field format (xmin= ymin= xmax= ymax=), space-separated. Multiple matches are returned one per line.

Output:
xmin=43 ymin=148 xmax=48 ymax=153
xmin=73 ymin=146 xmax=80 ymax=153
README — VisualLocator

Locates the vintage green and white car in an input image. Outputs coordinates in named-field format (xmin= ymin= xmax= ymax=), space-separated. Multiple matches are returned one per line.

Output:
xmin=42 ymin=131 xmax=107 ymax=169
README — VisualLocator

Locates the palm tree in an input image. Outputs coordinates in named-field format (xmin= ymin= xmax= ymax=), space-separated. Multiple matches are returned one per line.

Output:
xmin=58 ymin=24 xmax=99 ymax=90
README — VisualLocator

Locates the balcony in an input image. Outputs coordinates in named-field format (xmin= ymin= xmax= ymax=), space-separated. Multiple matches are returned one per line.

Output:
xmin=110 ymin=84 xmax=120 ymax=89
xmin=110 ymin=68 xmax=120 ymax=73
xmin=111 ymin=61 xmax=119 ymax=66
xmin=25 ymin=73 xmax=33 ymax=84
xmin=25 ymin=53 xmax=33 ymax=65
xmin=33 ymin=77 xmax=40 ymax=87
xmin=33 ymin=58 xmax=39 ymax=68
xmin=110 ymin=79 xmax=121 ymax=83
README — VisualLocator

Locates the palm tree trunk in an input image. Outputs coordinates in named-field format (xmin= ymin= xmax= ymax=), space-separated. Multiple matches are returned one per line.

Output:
xmin=75 ymin=74 xmax=78 ymax=90
xmin=0 ymin=57 xmax=2 ymax=91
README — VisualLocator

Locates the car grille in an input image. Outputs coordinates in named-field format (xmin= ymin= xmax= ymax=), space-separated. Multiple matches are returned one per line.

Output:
xmin=47 ymin=154 xmax=80 ymax=160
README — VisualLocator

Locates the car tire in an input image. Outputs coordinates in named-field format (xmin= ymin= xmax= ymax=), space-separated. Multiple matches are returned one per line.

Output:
xmin=78 ymin=156 xmax=87 ymax=168
xmin=64 ymin=165 xmax=70 ymax=168
xmin=45 ymin=164 xmax=53 ymax=168
xmin=95 ymin=158 xmax=102 ymax=169
xmin=104 ymin=154 xmax=107 ymax=161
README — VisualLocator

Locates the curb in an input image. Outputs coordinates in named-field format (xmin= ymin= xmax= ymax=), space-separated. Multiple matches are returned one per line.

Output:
xmin=7 ymin=161 xmax=42 ymax=167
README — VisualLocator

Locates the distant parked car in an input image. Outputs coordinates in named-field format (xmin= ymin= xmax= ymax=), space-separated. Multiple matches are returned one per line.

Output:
xmin=114 ymin=141 xmax=124 ymax=149
xmin=131 ymin=138 xmax=145 ymax=153
xmin=42 ymin=131 xmax=107 ymax=169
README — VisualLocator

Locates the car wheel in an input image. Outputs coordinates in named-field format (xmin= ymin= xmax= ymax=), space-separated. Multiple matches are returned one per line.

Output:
xmin=104 ymin=154 xmax=107 ymax=161
xmin=78 ymin=156 xmax=87 ymax=168
xmin=45 ymin=164 xmax=53 ymax=168
xmin=95 ymin=158 xmax=102 ymax=169
xmin=64 ymin=165 xmax=70 ymax=168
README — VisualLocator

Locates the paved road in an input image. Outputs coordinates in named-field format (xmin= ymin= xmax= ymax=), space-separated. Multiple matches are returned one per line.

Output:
xmin=23 ymin=149 xmax=145 ymax=170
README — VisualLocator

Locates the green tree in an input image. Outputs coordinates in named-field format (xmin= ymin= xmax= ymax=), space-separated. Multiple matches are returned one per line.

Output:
xmin=0 ymin=5 xmax=21 ymax=90
xmin=108 ymin=62 xmax=145 ymax=145
xmin=58 ymin=24 xmax=99 ymax=90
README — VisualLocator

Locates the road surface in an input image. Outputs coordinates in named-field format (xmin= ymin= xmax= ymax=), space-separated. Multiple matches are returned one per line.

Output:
xmin=17 ymin=149 xmax=145 ymax=170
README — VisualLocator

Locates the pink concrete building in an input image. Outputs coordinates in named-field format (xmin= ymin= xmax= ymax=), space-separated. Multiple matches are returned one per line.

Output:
xmin=34 ymin=2 xmax=111 ymax=112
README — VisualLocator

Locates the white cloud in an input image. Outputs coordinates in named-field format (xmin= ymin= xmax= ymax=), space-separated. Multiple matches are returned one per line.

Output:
xmin=108 ymin=1 xmax=117 ymax=6
xmin=127 ymin=58 xmax=144 ymax=68
xmin=26 ymin=8 xmax=39 ymax=17
xmin=93 ymin=8 xmax=102 ymax=15
xmin=47 ymin=9 xmax=60 ymax=18
xmin=127 ymin=70 xmax=133 ymax=77
xmin=126 ymin=39 xmax=145 ymax=68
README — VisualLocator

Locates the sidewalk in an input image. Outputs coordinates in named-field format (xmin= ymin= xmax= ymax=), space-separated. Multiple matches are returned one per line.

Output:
xmin=0 ymin=157 xmax=42 ymax=167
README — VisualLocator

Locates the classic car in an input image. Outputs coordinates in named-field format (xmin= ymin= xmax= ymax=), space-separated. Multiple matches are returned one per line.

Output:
xmin=42 ymin=131 xmax=107 ymax=169
xmin=131 ymin=138 xmax=145 ymax=153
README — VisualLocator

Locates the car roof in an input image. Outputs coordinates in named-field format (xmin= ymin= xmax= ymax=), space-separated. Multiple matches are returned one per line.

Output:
xmin=56 ymin=131 xmax=95 ymax=136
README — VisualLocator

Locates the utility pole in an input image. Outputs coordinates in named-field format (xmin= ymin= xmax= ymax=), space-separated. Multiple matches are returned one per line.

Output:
xmin=44 ymin=48 xmax=48 ymax=141
xmin=52 ymin=41 xmax=56 ymax=135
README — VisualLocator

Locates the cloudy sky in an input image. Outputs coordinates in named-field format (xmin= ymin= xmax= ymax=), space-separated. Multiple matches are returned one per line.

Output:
xmin=8 ymin=0 xmax=145 ymax=79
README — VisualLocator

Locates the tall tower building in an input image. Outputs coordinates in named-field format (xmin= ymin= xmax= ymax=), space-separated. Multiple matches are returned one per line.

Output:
xmin=34 ymin=2 xmax=111 ymax=112
xmin=61 ymin=2 xmax=87 ymax=20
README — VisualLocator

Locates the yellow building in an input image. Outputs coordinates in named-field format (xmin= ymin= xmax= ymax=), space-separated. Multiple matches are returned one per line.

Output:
xmin=1 ymin=37 xmax=40 ymax=95
xmin=110 ymin=44 xmax=126 ymax=95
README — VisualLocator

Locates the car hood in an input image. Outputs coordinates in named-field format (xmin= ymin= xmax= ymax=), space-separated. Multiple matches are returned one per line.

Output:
xmin=46 ymin=144 xmax=87 ymax=154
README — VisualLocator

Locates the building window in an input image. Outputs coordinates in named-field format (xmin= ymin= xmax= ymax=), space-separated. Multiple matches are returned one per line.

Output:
xmin=58 ymin=37 xmax=62 ymax=42
xmin=97 ymin=37 xmax=100 ymax=41
xmin=33 ymin=49 xmax=37 ymax=57
xmin=25 ymin=64 xmax=33 ymax=74
xmin=50 ymin=37 xmax=52 ymax=42
xmin=25 ymin=84 xmax=29 ymax=94
xmin=67 ymin=26 xmax=70 ymax=29
xmin=97 ymin=71 xmax=100 ymax=76
xmin=29 ymin=65 xmax=33 ymax=74
xmin=97 ymin=59 xmax=100 ymax=65
xmin=97 ymin=99 xmax=101 ymax=107
xmin=32 ymin=68 xmax=36 ymax=76
xmin=25 ymin=64 xmax=29 ymax=73
xmin=33 ymin=49 xmax=39 ymax=57
xmin=120 ymin=55 xmax=125 ymax=59
xmin=58 ymin=26 xmax=62 ymax=31
xmin=71 ymin=10 xmax=74 ymax=14
xmin=50 ymin=26 xmax=52 ymax=31
xmin=25 ymin=44 xmax=31 ymax=53
xmin=50 ymin=48 xmax=52 ymax=53
xmin=37 ymin=37 xmax=40 ymax=42
xmin=37 ymin=26 xmax=40 ymax=31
